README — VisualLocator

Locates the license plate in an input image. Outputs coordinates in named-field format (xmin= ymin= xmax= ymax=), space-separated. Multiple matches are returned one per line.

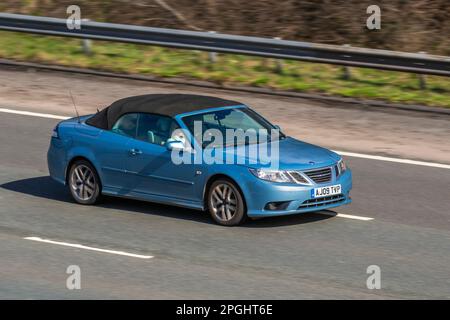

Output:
xmin=311 ymin=184 xmax=341 ymax=198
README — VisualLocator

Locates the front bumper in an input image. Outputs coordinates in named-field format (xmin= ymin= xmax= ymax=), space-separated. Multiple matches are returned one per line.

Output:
xmin=244 ymin=169 xmax=352 ymax=217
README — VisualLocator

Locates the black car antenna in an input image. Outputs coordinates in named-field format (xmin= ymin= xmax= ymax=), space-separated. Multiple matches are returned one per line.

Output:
xmin=68 ymin=90 xmax=81 ymax=123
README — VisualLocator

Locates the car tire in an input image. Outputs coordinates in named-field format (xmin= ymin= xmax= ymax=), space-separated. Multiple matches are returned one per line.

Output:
xmin=207 ymin=179 xmax=247 ymax=226
xmin=68 ymin=159 xmax=101 ymax=205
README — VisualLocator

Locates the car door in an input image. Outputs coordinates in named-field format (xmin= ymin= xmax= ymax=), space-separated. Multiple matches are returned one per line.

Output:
xmin=95 ymin=113 xmax=137 ymax=192
xmin=123 ymin=113 xmax=201 ymax=202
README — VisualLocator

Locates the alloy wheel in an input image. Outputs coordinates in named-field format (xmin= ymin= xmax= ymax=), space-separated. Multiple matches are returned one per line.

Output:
xmin=70 ymin=164 xmax=97 ymax=201
xmin=210 ymin=183 xmax=238 ymax=222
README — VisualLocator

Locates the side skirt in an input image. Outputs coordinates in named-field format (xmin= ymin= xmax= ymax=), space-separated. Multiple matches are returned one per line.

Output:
xmin=102 ymin=186 xmax=205 ymax=211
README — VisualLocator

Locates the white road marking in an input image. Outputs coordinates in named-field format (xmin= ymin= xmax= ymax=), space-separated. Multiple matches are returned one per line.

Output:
xmin=24 ymin=236 xmax=153 ymax=259
xmin=1 ymin=107 xmax=449 ymax=169
xmin=318 ymin=211 xmax=374 ymax=221
xmin=0 ymin=108 xmax=70 ymax=120
xmin=333 ymin=150 xmax=450 ymax=170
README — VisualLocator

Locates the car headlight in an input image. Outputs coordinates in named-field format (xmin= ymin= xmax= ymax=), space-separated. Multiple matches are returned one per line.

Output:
xmin=337 ymin=159 xmax=347 ymax=175
xmin=249 ymin=168 xmax=294 ymax=183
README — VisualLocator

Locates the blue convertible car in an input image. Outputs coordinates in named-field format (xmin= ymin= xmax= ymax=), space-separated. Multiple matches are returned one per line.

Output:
xmin=48 ymin=94 xmax=352 ymax=226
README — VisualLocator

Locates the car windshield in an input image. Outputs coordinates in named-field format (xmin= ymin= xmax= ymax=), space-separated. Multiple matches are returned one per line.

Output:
xmin=182 ymin=108 xmax=284 ymax=148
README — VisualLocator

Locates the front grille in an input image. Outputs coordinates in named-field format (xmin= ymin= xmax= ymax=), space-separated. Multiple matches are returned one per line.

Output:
xmin=298 ymin=194 xmax=345 ymax=209
xmin=304 ymin=167 xmax=332 ymax=184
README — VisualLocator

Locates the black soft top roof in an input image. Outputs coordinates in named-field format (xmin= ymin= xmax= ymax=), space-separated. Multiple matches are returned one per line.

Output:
xmin=85 ymin=94 xmax=243 ymax=130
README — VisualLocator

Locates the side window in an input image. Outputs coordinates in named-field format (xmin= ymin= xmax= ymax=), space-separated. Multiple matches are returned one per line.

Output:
xmin=136 ymin=113 xmax=179 ymax=146
xmin=111 ymin=113 xmax=138 ymax=138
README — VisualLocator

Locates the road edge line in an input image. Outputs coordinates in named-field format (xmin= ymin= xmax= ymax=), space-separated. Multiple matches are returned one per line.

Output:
xmin=24 ymin=236 xmax=153 ymax=259
xmin=333 ymin=150 xmax=450 ymax=169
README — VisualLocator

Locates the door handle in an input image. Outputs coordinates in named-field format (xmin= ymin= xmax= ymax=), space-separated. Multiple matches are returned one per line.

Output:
xmin=129 ymin=148 xmax=143 ymax=156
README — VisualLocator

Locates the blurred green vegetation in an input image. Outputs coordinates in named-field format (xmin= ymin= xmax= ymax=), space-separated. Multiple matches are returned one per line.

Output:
xmin=1 ymin=31 xmax=449 ymax=107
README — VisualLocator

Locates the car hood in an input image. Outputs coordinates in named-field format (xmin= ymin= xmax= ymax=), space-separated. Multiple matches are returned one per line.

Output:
xmin=221 ymin=137 xmax=340 ymax=170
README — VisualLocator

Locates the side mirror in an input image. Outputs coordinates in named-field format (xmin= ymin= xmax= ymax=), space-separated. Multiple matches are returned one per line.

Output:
xmin=166 ymin=139 xmax=185 ymax=151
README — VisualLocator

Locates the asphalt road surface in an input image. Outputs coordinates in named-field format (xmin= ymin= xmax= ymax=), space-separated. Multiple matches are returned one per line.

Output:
xmin=1 ymin=108 xmax=450 ymax=299
xmin=0 ymin=61 xmax=449 ymax=300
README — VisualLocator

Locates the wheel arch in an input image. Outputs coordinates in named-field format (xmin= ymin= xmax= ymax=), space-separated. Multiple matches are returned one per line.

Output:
xmin=65 ymin=156 xmax=102 ymax=189
xmin=203 ymin=173 xmax=247 ymax=212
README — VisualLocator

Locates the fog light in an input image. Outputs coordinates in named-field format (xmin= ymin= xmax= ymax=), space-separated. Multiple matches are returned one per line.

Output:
xmin=264 ymin=201 xmax=291 ymax=211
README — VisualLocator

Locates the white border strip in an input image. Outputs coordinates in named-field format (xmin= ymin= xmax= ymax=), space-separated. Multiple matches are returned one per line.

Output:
xmin=24 ymin=236 xmax=153 ymax=259
xmin=0 ymin=108 xmax=70 ymax=120
xmin=1 ymin=107 xmax=449 ymax=169
xmin=333 ymin=150 xmax=450 ymax=169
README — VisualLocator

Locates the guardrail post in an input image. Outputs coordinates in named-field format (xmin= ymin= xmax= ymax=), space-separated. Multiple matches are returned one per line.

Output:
xmin=417 ymin=74 xmax=426 ymax=90
xmin=81 ymin=19 xmax=92 ymax=56
xmin=341 ymin=44 xmax=352 ymax=80
xmin=208 ymin=31 xmax=217 ymax=63
xmin=274 ymin=37 xmax=284 ymax=74
xmin=417 ymin=52 xmax=427 ymax=90
xmin=82 ymin=39 xmax=92 ymax=55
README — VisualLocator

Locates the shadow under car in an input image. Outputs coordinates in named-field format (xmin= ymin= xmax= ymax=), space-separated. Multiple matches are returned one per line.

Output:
xmin=1 ymin=176 xmax=335 ymax=227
